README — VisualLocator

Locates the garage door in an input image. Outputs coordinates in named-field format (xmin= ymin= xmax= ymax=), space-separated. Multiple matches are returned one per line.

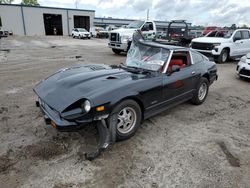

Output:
xmin=74 ymin=16 xmax=90 ymax=31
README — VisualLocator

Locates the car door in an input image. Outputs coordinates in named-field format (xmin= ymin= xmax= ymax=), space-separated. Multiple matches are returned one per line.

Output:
xmin=141 ymin=22 xmax=155 ymax=40
xmin=162 ymin=51 xmax=198 ymax=105
xmin=241 ymin=30 xmax=250 ymax=54
xmin=232 ymin=31 xmax=244 ymax=56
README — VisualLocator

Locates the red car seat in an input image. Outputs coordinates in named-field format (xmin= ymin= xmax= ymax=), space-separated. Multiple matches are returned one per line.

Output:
xmin=167 ymin=59 xmax=186 ymax=72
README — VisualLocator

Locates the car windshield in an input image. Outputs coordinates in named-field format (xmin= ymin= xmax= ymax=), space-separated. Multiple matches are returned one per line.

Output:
xmin=206 ymin=30 xmax=232 ymax=38
xmin=223 ymin=30 xmax=234 ymax=38
xmin=125 ymin=33 xmax=170 ymax=71
xmin=78 ymin=28 xmax=87 ymax=32
xmin=127 ymin=21 xmax=144 ymax=29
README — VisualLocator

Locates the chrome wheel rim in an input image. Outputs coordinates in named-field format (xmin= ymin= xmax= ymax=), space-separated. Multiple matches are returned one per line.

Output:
xmin=198 ymin=83 xmax=207 ymax=101
xmin=222 ymin=51 xmax=228 ymax=62
xmin=117 ymin=107 xmax=137 ymax=134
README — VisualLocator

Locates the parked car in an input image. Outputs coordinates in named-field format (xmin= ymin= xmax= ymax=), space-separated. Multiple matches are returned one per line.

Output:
xmin=189 ymin=30 xmax=203 ymax=39
xmin=90 ymin=27 xmax=109 ymax=38
xmin=202 ymin=26 xmax=217 ymax=36
xmin=156 ymin=31 xmax=167 ymax=39
xmin=190 ymin=29 xmax=250 ymax=63
xmin=71 ymin=28 xmax=91 ymax=39
xmin=34 ymin=31 xmax=217 ymax=144
xmin=237 ymin=53 xmax=250 ymax=79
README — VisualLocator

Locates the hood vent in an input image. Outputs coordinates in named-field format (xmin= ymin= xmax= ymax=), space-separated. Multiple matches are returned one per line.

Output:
xmin=85 ymin=65 xmax=107 ymax=71
xmin=106 ymin=74 xmax=130 ymax=80
xmin=106 ymin=76 xmax=118 ymax=80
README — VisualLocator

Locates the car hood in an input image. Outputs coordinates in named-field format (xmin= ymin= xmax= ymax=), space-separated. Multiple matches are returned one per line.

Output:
xmin=33 ymin=64 xmax=150 ymax=113
xmin=110 ymin=28 xmax=137 ymax=36
xmin=192 ymin=37 xmax=229 ymax=43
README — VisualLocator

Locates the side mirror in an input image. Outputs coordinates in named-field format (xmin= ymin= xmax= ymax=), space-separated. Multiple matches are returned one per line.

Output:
xmin=233 ymin=37 xmax=241 ymax=42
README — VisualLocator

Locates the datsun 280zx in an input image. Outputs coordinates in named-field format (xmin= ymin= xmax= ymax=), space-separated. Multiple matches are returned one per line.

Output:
xmin=34 ymin=31 xmax=218 ymax=159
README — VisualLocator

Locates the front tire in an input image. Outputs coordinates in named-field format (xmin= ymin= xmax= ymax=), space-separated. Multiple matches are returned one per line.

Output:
xmin=107 ymin=100 xmax=142 ymax=141
xmin=112 ymin=49 xmax=122 ymax=55
xmin=191 ymin=77 xmax=209 ymax=105
xmin=215 ymin=49 xmax=229 ymax=63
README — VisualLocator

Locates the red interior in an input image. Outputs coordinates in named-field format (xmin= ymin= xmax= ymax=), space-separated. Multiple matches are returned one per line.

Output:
xmin=167 ymin=59 xmax=186 ymax=72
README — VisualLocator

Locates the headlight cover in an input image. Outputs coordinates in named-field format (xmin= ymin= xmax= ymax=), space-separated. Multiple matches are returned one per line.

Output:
xmin=82 ymin=100 xmax=91 ymax=113
xmin=213 ymin=43 xmax=221 ymax=47
xmin=121 ymin=35 xmax=131 ymax=42
xmin=240 ymin=56 xmax=247 ymax=63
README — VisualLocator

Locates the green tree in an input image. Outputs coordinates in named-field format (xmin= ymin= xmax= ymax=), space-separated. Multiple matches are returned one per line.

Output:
xmin=240 ymin=24 xmax=248 ymax=29
xmin=0 ymin=0 xmax=14 ymax=3
xmin=230 ymin=24 xmax=237 ymax=30
xmin=21 ymin=0 xmax=40 ymax=6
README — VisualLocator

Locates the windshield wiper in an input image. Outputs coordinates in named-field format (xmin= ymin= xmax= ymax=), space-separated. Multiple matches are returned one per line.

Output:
xmin=124 ymin=66 xmax=155 ymax=75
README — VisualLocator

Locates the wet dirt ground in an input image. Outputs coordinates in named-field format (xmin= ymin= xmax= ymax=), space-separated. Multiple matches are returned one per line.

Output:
xmin=0 ymin=36 xmax=250 ymax=188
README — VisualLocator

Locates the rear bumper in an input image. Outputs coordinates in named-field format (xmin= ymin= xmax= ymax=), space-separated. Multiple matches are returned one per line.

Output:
xmin=36 ymin=99 xmax=92 ymax=131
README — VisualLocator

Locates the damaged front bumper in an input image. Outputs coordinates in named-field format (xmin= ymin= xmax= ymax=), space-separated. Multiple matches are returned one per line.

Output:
xmin=36 ymin=98 xmax=115 ymax=160
xmin=36 ymin=98 xmax=93 ymax=131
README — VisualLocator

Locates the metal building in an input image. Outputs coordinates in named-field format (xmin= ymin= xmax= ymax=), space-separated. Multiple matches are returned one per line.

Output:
xmin=94 ymin=17 xmax=192 ymax=31
xmin=0 ymin=4 xmax=95 ymax=36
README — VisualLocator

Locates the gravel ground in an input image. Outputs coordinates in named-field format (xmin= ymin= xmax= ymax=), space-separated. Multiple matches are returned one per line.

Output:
xmin=0 ymin=36 xmax=250 ymax=188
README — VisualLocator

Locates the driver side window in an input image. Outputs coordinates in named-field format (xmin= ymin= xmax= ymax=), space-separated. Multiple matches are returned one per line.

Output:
xmin=233 ymin=31 xmax=242 ymax=40
xmin=167 ymin=51 xmax=191 ymax=73
xmin=142 ymin=22 xmax=153 ymax=31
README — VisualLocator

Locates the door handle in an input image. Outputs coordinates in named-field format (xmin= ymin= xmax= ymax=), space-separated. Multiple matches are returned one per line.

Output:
xmin=192 ymin=71 xmax=196 ymax=75
xmin=240 ymin=41 xmax=243 ymax=43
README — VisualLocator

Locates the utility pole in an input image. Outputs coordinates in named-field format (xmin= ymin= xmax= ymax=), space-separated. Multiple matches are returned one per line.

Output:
xmin=75 ymin=0 xmax=79 ymax=9
xmin=146 ymin=9 xmax=149 ymax=20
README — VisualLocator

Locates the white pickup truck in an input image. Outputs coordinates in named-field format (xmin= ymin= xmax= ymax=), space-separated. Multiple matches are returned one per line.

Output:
xmin=108 ymin=20 xmax=157 ymax=54
xmin=190 ymin=29 xmax=250 ymax=63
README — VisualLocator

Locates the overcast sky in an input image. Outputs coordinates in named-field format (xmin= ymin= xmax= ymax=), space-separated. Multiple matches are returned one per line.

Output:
xmin=13 ymin=0 xmax=250 ymax=26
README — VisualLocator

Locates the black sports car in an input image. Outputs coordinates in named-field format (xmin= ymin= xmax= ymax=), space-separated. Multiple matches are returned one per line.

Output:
xmin=34 ymin=32 xmax=217 ymax=158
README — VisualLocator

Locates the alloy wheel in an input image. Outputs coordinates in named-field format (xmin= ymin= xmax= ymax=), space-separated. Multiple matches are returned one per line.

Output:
xmin=198 ymin=83 xmax=207 ymax=101
xmin=117 ymin=107 xmax=137 ymax=134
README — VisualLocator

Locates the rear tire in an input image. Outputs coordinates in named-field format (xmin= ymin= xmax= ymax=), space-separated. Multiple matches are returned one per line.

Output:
xmin=107 ymin=100 xmax=142 ymax=141
xmin=191 ymin=77 xmax=209 ymax=105
xmin=112 ymin=49 xmax=122 ymax=54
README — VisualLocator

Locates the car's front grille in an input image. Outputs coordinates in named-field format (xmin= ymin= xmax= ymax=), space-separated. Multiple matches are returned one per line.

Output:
xmin=192 ymin=42 xmax=214 ymax=50
xmin=239 ymin=69 xmax=250 ymax=76
xmin=110 ymin=33 xmax=120 ymax=42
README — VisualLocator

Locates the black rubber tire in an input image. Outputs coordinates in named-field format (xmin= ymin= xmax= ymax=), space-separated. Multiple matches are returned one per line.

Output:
xmin=88 ymin=37 xmax=91 ymax=39
xmin=112 ymin=49 xmax=122 ymax=55
xmin=107 ymin=100 xmax=142 ymax=141
xmin=215 ymin=49 xmax=229 ymax=63
xmin=191 ymin=77 xmax=209 ymax=105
